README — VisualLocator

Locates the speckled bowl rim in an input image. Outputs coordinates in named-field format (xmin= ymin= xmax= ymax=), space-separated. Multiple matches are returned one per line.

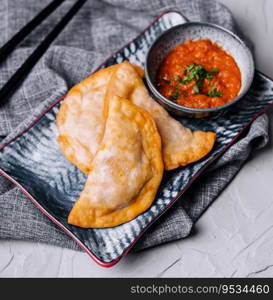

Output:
xmin=145 ymin=21 xmax=255 ymax=114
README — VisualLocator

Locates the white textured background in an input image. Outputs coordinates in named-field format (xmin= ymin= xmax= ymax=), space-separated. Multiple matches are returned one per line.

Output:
xmin=1 ymin=0 xmax=273 ymax=277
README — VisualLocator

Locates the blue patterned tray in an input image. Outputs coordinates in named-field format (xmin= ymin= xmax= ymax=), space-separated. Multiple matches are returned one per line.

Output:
xmin=1 ymin=11 xmax=273 ymax=267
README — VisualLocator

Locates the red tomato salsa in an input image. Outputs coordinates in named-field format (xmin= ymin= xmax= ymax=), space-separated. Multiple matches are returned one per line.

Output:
xmin=157 ymin=39 xmax=241 ymax=109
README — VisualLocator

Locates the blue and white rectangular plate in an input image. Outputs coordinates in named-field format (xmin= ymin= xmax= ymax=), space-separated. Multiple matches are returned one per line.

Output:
xmin=1 ymin=11 xmax=273 ymax=267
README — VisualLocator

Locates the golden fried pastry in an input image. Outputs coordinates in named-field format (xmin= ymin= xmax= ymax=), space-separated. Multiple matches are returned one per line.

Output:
xmin=68 ymin=95 xmax=163 ymax=228
xmin=56 ymin=65 xmax=117 ymax=174
xmin=56 ymin=64 xmax=144 ymax=174
xmin=106 ymin=61 xmax=216 ymax=170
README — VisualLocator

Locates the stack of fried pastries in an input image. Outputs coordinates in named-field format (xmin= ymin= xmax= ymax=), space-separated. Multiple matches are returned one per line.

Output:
xmin=56 ymin=62 xmax=216 ymax=228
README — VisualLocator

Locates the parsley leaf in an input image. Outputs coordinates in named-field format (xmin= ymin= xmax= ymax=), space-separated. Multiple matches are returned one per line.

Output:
xmin=178 ymin=76 xmax=188 ymax=85
xmin=171 ymin=88 xmax=180 ymax=101
xmin=207 ymin=87 xmax=222 ymax=97
xmin=210 ymin=68 xmax=219 ymax=73
xmin=206 ymin=73 xmax=213 ymax=80
xmin=177 ymin=63 xmax=222 ymax=96
xmin=185 ymin=64 xmax=195 ymax=74
xmin=193 ymin=85 xmax=199 ymax=94
xmin=196 ymin=80 xmax=203 ymax=89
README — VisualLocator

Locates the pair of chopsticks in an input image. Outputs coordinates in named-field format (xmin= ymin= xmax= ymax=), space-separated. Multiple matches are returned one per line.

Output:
xmin=0 ymin=0 xmax=87 ymax=106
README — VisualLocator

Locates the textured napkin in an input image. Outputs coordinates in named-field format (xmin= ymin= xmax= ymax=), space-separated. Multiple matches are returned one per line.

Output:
xmin=0 ymin=0 xmax=269 ymax=252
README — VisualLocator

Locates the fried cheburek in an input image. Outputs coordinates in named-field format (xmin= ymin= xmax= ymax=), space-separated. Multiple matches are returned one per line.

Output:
xmin=68 ymin=95 xmax=163 ymax=228
xmin=57 ymin=62 xmax=216 ymax=172
xmin=105 ymin=62 xmax=216 ymax=170
xmin=56 ymin=62 xmax=216 ymax=228
xmin=56 ymin=65 xmax=117 ymax=174
xmin=56 ymin=63 xmax=144 ymax=174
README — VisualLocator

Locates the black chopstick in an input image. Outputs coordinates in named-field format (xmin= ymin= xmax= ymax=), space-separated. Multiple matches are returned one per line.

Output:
xmin=0 ymin=0 xmax=87 ymax=106
xmin=0 ymin=0 xmax=65 ymax=65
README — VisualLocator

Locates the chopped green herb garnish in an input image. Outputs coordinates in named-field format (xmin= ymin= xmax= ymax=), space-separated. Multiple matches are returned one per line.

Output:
xmin=194 ymin=65 xmax=207 ymax=79
xmin=185 ymin=64 xmax=195 ymax=74
xmin=206 ymin=73 xmax=213 ymax=80
xmin=177 ymin=76 xmax=187 ymax=85
xmin=207 ymin=87 xmax=222 ymax=97
xmin=183 ymin=64 xmax=211 ymax=84
xmin=163 ymin=64 xmax=222 ymax=100
xmin=176 ymin=63 xmax=222 ymax=96
xmin=184 ymin=72 xmax=195 ymax=82
xmin=210 ymin=68 xmax=219 ymax=73
xmin=196 ymin=79 xmax=203 ymax=88
xmin=171 ymin=88 xmax=180 ymax=101
xmin=193 ymin=85 xmax=199 ymax=94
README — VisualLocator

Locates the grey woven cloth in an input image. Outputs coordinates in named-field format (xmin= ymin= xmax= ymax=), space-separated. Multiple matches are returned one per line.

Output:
xmin=0 ymin=0 xmax=269 ymax=252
